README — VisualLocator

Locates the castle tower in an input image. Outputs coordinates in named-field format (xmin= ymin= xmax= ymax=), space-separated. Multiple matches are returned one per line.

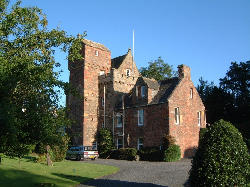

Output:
xmin=67 ymin=39 xmax=111 ymax=146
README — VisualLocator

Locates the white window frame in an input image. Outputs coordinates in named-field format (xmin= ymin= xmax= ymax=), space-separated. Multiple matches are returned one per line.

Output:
xmin=190 ymin=88 xmax=193 ymax=98
xmin=175 ymin=107 xmax=180 ymax=125
xmin=198 ymin=111 xmax=201 ymax=126
xmin=138 ymin=109 xmax=144 ymax=126
xmin=141 ymin=86 xmax=146 ymax=98
xmin=99 ymin=71 xmax=105 ymax=75
xmin=126 ymin=69 xmax=131 ymax=76
xmin=116 ymin=113 xmax=123 ymax=128
xmin=95 ymin=50 xmax=99 ymax=56
xmin=117 ymin=137 xmax=123 ymax=149
xmin=137 ymin=138 xmax=143 ymax=150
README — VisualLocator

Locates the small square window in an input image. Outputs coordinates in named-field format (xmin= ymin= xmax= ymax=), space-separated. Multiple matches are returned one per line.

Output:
xmin=117 ymin=113 xmax=123 ymax=128
xmin=117 ymin=138 xmax=123 ymax=149
xmin=198 ymin=111 xmax=201 ymax=126
xmin=101 ymin=97 xmax=104 ymax=106
xmin=138 ymin=109 xmax=144 ymax=126
xmin=141 ymin=86 xmax=146 ymax=98
xmin=190 ymin=88 xmax=193 ymax=98
xmin=137 ymin=138 xmax=143 ymax=150
xmin=95 ymin=50 xmax=99 ymax=56
xmin=126 ymin=69 xmax=131 ymax=76
xmin=99 ymin=71 xmax=105 ymax=75
xmin=175 ymin=107 xmax=180 ymax=124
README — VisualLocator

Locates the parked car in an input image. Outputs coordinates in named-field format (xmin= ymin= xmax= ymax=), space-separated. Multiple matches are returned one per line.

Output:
xmin=66 ymin=146 xmax=99 ymax=161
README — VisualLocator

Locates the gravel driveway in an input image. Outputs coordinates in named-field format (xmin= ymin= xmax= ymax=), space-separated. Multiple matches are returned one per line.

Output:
xmin=77 ymin=159 xmax=191 ymax=187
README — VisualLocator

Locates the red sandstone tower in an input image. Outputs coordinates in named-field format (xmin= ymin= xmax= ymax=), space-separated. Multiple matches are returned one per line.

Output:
xmin=67 ymin=39 xmax=111 ymax=146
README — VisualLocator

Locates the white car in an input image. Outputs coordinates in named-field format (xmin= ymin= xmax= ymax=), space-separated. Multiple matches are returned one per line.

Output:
xmin=66 ymin=146 xmax=99 ymax=161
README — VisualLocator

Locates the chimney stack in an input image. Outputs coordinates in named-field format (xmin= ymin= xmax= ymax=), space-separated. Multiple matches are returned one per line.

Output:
xmin=178 ymin=64 xmax=191 ymax=80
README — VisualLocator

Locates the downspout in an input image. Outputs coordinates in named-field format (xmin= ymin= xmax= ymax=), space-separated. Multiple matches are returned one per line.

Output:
xmin=104 ymin=84 xmax=106 ymax=128
xmin=122 ymin=95 xmax=125 ymax=148
xmin=112 ymin=110 xmax=115 ymax=143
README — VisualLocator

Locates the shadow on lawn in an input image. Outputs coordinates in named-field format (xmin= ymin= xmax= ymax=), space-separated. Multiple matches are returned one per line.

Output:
xmin=54 ymin=173 xmax=168 ymax=187
xmin=83 ymin=179 xmax=168 ymax=187
xmin=0 ymin=168 xmax=91 ymax=187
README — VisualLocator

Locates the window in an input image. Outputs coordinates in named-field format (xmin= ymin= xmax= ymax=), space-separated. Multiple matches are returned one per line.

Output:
xmin=126 ymin=69 xmax=131 ymax=76
xmin=117 ymin=138 xmax=123 ymax=149
xmin=101 ymin=121 xmax=105 ymax=128
xmin=138 ymin=109 xmax=144 ymax=126
xmin=190 ymin=88 xmax=193 ymax=98
xmin=99 ymin=71 xmax=105 ymax=75
xmin=141 ymin=86 xmax=146 ymax=98
xmin=198 ymin=111 xmax=201 ymax=126
xmin=101 ymin=97 xmax=104 ymax=106
xmin=95 ymin=50 xmax=99 ymax=56
xmin=116 ymin=113 xmax=123 ymax=128
xmin=175 ymin=107 xmax=180 ymax=124
xmin=137 ymin=138 xmax=143 ymax=150
xmin=136 ymin=86 xmax=139 ymax=97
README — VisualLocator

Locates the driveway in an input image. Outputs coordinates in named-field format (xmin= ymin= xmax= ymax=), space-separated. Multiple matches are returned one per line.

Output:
xmin=77 ymin=159 xmax=191 ymax=187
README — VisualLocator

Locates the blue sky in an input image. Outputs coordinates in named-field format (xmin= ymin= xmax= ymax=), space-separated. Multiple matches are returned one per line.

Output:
xmin=21 ymin=0 xmax=250 ymax=105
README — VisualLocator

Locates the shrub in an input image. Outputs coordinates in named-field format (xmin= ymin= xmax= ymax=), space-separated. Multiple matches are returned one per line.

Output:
xmin=199 ymin=128 xmax=208 ymax=144
xmin=109 ymin=148 xmax=137 ymax=161
xmin=162 ymin=134 xmax=176 ymax=150
xmin=138 ymin=147 xmax=163 ymax=161
xmin=96 ymin=128 xmax=114 ymax=158
xmin=189 ymin=119 xmax=250 ymax=186
xmin=163 ymin=144 xmax=181 ymax=162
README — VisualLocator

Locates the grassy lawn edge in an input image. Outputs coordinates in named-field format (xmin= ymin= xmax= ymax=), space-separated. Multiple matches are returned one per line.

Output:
xmin=0 ymin=155 xmax=119 ymax=187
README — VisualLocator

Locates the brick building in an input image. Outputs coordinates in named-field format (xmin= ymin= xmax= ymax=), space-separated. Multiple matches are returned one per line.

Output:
xmin=67 ymin=39 xmax=206 ymax=158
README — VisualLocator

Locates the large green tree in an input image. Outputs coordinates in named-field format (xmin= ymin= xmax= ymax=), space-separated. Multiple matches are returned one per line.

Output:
xmin=0 ymin=0 xmax=82 ymax=159
xmin=139 ymin=57 xmax=175 ymax=81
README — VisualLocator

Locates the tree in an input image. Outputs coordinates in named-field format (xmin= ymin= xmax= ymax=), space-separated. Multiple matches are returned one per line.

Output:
xmin=189 ymin=119 xmax=249 ymax=186
xmin=139 ymin=57 xmax=175 ymax=81
xmin=0 ymin=0 xmax=83 ymax=161
xmin=96 ymin=128 xmax=114 ymax=158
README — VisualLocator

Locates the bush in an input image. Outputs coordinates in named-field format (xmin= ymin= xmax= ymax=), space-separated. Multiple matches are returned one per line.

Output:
xmin=189 ymin=119 xmax=250 ymax=186
xmin=199 ymin=128 xmax=208 ymax=144
xmin=138 ymin=147 xmax=163 ymax=161
xmin=96 ymin=128 xmax=114 ymax=158
xmin=109 ymin=148 xmax=137 ymax=161
xmin=162 ymin=134 xmax=176 ymax=150
xmin=163 ymin=144 xmax=181 ymax=162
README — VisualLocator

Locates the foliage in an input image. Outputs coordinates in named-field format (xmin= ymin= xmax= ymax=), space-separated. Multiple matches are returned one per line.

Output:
xmin=196 ymin=61 xmax=250 ymax=147
xmin=138 ymin=147 xmax=163 ymax=161
xmin=110 ymin=148 xmax=137 ymax=161
xmin=139 ymin=57 xmax=175 ymax=81
xmin=163 ymin=144 xmax=181 ymax=162
xmin=0 ymin=155 xmax=118 ymax=187
xmin=50 ymin=135 xmax=70 ymax=162
xmin=0 ymin=0 xmax=83 ymax=158
xmin=96 ymin=128 xmax=114 ymax=158
xmin=189 ymin=119 xmax=250 ymax=186
xmin=162 ymin=134 xmax=176 ymax=150
xmin=199 ymin=128 xmax=208 ymax=145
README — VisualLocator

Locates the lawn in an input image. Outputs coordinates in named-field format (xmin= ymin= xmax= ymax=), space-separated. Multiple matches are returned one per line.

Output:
xmin=0 ymin=155 xmax=119 ymax=187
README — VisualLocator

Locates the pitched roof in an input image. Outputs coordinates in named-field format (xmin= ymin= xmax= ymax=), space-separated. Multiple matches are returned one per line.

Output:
xmin=142 ymin=77 xmax=160 ymax=90
xmin=150 ymin=77 xmax=180 ymax=104
xmin=82 ymin=39 xmax=110 ymax=51
xmin=111 ymin=54 xmax=127 ymax=69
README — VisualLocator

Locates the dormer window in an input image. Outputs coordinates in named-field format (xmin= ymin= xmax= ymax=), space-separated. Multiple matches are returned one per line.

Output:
xmin=141 ymin=86 xmax=146 ymax=97
xmin=126 ymin=69 xmax=131 ymax=76
xmin=95 ymin=50 xmax=99 ymax=56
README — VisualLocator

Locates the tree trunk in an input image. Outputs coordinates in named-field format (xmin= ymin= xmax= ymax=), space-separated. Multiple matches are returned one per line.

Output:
xmin=46 ymin=145 xmax=53 ymax=166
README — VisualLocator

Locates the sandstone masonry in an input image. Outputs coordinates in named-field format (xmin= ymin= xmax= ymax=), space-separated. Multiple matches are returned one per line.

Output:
xmin=67 ymin=39 xmax=206 ymax=158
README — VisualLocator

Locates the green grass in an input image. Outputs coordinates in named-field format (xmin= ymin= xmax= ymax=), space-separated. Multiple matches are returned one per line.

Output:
xmin=0 ymin=155 xmax=119 ymax=187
